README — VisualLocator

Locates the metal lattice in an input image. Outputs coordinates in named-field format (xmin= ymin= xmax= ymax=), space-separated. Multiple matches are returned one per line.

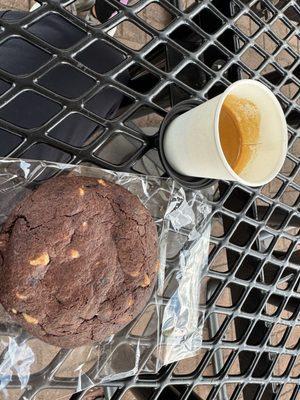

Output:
xmin=0 ymin=0 xmax=299 ymax=399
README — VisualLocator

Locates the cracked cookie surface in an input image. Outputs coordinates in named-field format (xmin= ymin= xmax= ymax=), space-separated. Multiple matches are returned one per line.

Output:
xmin=0 ymin=175 xmax=158 ymax=348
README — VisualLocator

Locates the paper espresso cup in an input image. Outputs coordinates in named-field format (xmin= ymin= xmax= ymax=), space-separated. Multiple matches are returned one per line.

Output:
xmin=163 ymin=80 xmax=288 ymax=187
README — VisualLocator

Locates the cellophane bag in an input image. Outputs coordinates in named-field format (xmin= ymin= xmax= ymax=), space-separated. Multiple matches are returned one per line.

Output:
xmin=0 ymin=158 xmax=211 ymax=399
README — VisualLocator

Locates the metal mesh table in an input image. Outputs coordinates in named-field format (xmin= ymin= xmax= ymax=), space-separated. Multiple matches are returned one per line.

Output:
xmin=0 ymin=0 xmax=299 ymax=399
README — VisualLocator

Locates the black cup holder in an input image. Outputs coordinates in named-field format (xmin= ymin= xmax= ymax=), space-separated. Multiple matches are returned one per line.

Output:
xmin=158 ymin=99 xmax=216 ymax=190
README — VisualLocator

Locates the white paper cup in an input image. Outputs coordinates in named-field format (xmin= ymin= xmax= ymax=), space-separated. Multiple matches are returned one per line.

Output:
xmin=163 ymin=80 xmax=288 ymax=187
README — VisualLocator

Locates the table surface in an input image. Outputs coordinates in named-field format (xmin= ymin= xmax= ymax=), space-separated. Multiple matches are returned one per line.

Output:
xmin=0 ymin=1 xmax=299 ymax=400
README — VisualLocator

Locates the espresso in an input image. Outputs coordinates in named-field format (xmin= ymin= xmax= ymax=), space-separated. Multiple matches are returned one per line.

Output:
xmin=219 ymin=94 xmax=260 ymax=174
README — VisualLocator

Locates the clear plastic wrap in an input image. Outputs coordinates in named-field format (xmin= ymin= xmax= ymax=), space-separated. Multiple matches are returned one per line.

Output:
xmin=0 ymin=158 xmax=211 ymax=399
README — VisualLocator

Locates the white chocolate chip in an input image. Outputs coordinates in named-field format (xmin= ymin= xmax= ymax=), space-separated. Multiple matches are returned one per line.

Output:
xmin=129 ymin=270 xmax=140 ymax=278
xmin=127 ymin=296 xmax=134 ymax=308
xmin=23 ymin=313 xmax=38 ymax=325
xmin=70 ymin=249 xmax=80 ymax=259
xmin=29 ymin=253 xmax=50 ymax=267
xmin=97 ymin=179 xmax=108 ymax=187
xmin=141 ymin=274 xmax=151 ymax=288
xmin=16 ymin=292 xmax=28 ymax=300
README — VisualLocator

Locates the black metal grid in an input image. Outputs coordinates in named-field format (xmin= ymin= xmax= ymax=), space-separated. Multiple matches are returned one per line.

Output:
xmin=0 ymin=0 xmax=299 ymax=399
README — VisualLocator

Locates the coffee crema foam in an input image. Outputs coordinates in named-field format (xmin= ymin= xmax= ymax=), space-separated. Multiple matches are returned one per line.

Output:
xmin=219 ymin=94 xmax=261 ymax=175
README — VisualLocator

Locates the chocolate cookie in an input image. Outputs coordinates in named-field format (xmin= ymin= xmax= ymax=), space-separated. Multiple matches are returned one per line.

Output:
xmin=0 ymin=175 xmax=158 ymax=348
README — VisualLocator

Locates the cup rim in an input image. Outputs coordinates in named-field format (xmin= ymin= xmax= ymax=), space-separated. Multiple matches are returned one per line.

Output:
xmin=214 ymin=79 xmax=288 ymax=187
